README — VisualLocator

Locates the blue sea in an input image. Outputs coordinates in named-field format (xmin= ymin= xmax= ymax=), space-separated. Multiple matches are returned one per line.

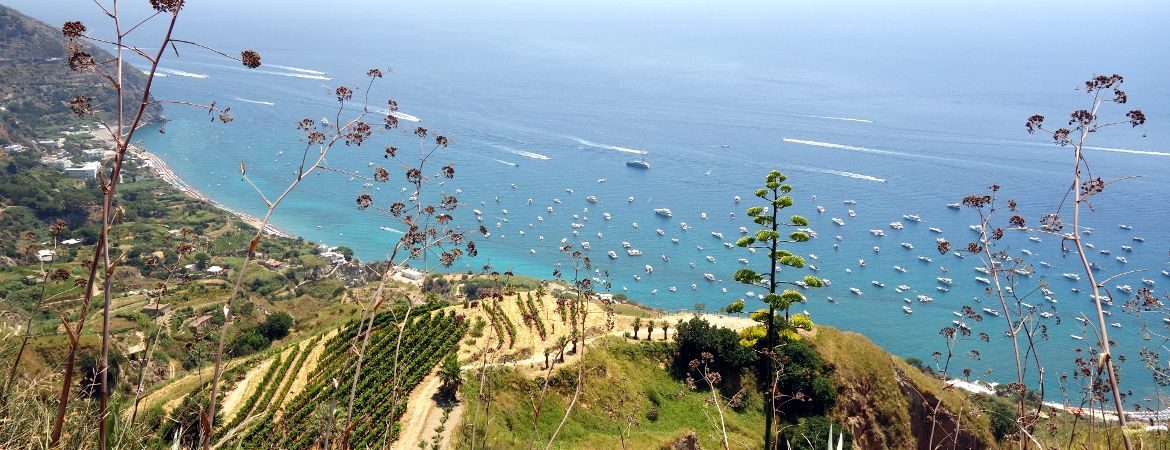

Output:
xmin=18 ymin=0 xmax=1170 ymax=406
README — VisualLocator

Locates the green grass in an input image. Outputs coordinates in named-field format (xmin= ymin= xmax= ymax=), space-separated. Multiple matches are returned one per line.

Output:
xmin=455 ymin=337 xmax=766 ymax=449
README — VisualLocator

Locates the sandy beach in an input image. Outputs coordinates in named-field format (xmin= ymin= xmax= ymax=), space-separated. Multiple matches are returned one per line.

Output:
xmin=133 ymin=146 xmax=292 ymax=239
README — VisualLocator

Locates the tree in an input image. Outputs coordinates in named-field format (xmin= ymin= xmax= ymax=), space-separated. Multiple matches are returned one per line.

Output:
xmin=644 ymin=320 xmax=654 ymax=341
xmin=632 ymin=317 xmax=641 ymax=339
xmin=257 ymin=312 xmax=294 ymax=341
xmin=1025 ymin=74 xmax=1146 ymax=450
xmin=437 ymin=353 xmax=462 ymax=400
xmin=334 ymin=246 xmax=354 ymax=261
xmin=732 ymin=169 xmax=823 ymax=448
xmin=51 ymin=4 xmax=261 ymax=447
xmin=661 ymin=322 xmax=669 ymax=341
xmin=673 ymin=317 xmax=754 ymax=382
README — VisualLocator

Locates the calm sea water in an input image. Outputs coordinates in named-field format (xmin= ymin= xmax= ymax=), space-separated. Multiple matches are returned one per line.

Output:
xmin=16 ymin=0 xmax=1170 ymax=405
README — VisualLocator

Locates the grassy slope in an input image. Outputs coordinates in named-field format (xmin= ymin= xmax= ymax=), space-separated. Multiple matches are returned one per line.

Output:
xmin=456 ymin=337 xmax=767 ymax=449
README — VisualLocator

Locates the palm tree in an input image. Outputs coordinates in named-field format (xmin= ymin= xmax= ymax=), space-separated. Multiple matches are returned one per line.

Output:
xmin=661 ymin=322 xmax=669 ymax=341
xmin=632 ymin=317 xmax=641 ymax=339
xmin=644 ymin=320 xmax=654 ymax=341
xmin=437 ymin=354 xmax=462 ymax=400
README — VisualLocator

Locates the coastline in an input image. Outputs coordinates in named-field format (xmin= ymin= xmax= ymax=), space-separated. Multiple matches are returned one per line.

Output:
xmin=133 ymin=145 xmax=293 ymax=239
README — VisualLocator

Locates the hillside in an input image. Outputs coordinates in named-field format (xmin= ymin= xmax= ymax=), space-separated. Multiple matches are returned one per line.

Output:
xmin=0 ymin=3 xmax=161 ymax=144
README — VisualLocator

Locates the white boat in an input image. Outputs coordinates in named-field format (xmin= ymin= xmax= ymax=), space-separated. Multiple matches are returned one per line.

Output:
xmin=873 ymin=246 xmax=880 ymax=253
xmin=706 ymin=256 xmax=715 ymax=263
xmin=937 ymin=286 xmax=949 ymax=293
xmin=901 ymin=242 xmax=913 ymax=250
xmin=1040 ymin=312 xmax=1054 ymax=318
xmin=928 ymin=227 xmax=943 ymax=233
xmin=704 ymin=273 xmax=716 ymax=281
xmin=1070 ymin=335 xmax=1084 ymax=340
xmin=917 ymin=294 xmax=934 ymax=302
xmin=896 ymin=284 xmax=911 ymax=292
xmin=1029 ymin=236 xmax=1042 ymax=243
xmin=903 ymin=306 xmax=913 ymax=314
xmin=1111 ymin=322 xmax=1122 ymax=328
xmin=937 ymin=277 xmax=953 ymax=285
xmin=700 ymin=212 xmax=708 ymax=220
xmin=917 ymin=256 xmax=933 ymax=263
xmin=894 ymin=266 xmax=907 ymax=273
xmin=608 ymin=251 xmax=618 ymax=259
xmin=671 ymin=238 xmax=679 ymax=244
xmin=1121 ymin=245 xmax=1133 ymax=252
xmin=580 ymin=242 xmax=590 ymax=250
xmin=850 ymin=288 xmax=863 ymax=296
xmin=1119 ymin=224 xmax=1133 ymax=230
xmin=597 ymin=178 xmax=606 ymax=183
xmin=1116 ymin=285 xmax=1133 ymax=294
xmin=627 ymin=249 xmax=642 ymax=256
xmin=890 ymin=221 xmax=904 ymax=230
xmin=947 ymin=203 xmax=961 ymax=209
xmin=975 ymin=267 xmax=990 ymax=275
xmin=969 ymin=225 xmax=982 ymax=233
xmin=628 ymin=196 xmax=634 ymax=203
xmin=872 ymin=280 xmax=885 ymax=288
xmin=844 ymin=199 xmax=857 ymax=205
xmin=809 ymin=265 xmax=819 ymax=272
xmin=1143 ymin=279 xmax=1156 ymax=286
xmin=680 ymin=222 xmax=689 ymax=230
xmin=982 ymin=308 xmax=1000 ymax=317
xmin=847 ymin=209 xmax=857 ymax=217
xmin=711 ymin=232 xmax=724 ymax=239
xmin=654 ymin=208 xmax=672 ymax=217
xmin=644 ymin=264 xmax=653 ymax=273
xmin=1021 ymin=249 xmax=1033 ymax=255
xmin=975 ymin=277 xmax=991 ymax=285
xmin=586 ymin=195 xmax=598 ymax=203
xmin=832 ymin=218 xmax=845 ymax=226
xmin=870 ymin=229 xmax=885 ymax=236
xmin=903 ymin=214 xmax=922 ymax=222
xmin=1134 ymin=236 xmax=1145 ymax=242
xmin=738 ymin=258 xmax=750 ymax=265
xmin=656 ymin=228 xmax=665 ymax=236
xmin=622 ymin=241 xmax=631 ymax=248
xmin=816 ymin=206 xmax=825 ymax=214
xmin=734 ymin=195 xmax=741 ymax=203
xmin=1116 ymin=256 xmax=1129 ymax=264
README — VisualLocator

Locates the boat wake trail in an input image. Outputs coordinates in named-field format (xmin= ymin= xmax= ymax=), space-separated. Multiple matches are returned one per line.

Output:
xmin=268 ymin=64 xmax=328 ymax=75
xmin=490 ymin=158 xmax=519 ymax=167
xmin=792 ymin=165 xmax=887 ymax=183
xmin=255 ymin=69 xmax=333 ymax=81
xmin=158 ymin=68 xmax=208 ymax=79
xmin=1084 ymin=145 xmax=1170 ymax=157
xmin=571 ymin=137 xmax=648 ymax=155
xmin=368 ymin=106 xmax=421 ymax=123
xmin=487 ymin=143 xmax=550 ymax=160
xmin=782 ymin=138 xmax=932 ymax=160
xmin=234 ymin=97 xmax=275 ymax=106
xmin=799 ymin=115 xmax=874 ymax=123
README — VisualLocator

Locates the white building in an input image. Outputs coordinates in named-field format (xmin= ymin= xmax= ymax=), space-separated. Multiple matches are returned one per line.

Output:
xmin=81 ymin=148 xmax=114 ymax=160
xmin=65 ymin=162 xmax=102 ymax=179
xmin=3 ymin=144 xmax=25 ymax=153
xmin=36 ymin=250 xmax=57 ymax=262
xmin=61 ymin=238 xmax=84 ymax=246
xmin=41 ymin=157 xmax=72 ymax=170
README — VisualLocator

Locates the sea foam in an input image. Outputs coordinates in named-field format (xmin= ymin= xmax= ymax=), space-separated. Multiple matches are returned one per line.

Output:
xmin=234 ymin=97 xmax=275 ymax=106
xmin=268 ymin=64 xmax=328 ymax=75
xmin=800 ymin=115 xmax=874 ymax=123
xmin=158 ymin=68 xmax=209 ymax=79
xmin=487 ymin=143 xmax=550 ymax=160
xmin=572 ymin=137 xmax=647 ymax=155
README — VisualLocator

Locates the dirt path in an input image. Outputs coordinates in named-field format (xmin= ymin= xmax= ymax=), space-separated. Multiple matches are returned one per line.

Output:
xmin=220 ymin=358 xmax=273 ymax=423
xmin=274 ymin=330 xmax=334 ymax=419
xmin=396 ymin=374 xmax=445 ymax=449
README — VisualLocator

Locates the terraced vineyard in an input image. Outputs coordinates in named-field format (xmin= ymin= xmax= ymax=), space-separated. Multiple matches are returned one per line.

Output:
xmin=238 ymin=306 xmax=467 ymax=449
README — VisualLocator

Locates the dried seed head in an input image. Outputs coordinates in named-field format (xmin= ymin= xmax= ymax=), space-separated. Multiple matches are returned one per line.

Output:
xmin=149 ymin=0 xmax=184 ymax=13
xmin=69 ymin=96 xmax=94 ymax=116
xmin=62 ymin=21 xmax=86 ymax=38
xmin=367 ymin=68 xmax=383 ymax=78
xmin=335 ymin=86 xmax=353 ymax=102
xmin=240 ymin=50 xmax=262 ymax=69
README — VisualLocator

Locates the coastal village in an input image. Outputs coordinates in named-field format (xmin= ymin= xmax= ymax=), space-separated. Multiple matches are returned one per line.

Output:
xmin=2 ymin=1 xmax=1169 ymax=449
